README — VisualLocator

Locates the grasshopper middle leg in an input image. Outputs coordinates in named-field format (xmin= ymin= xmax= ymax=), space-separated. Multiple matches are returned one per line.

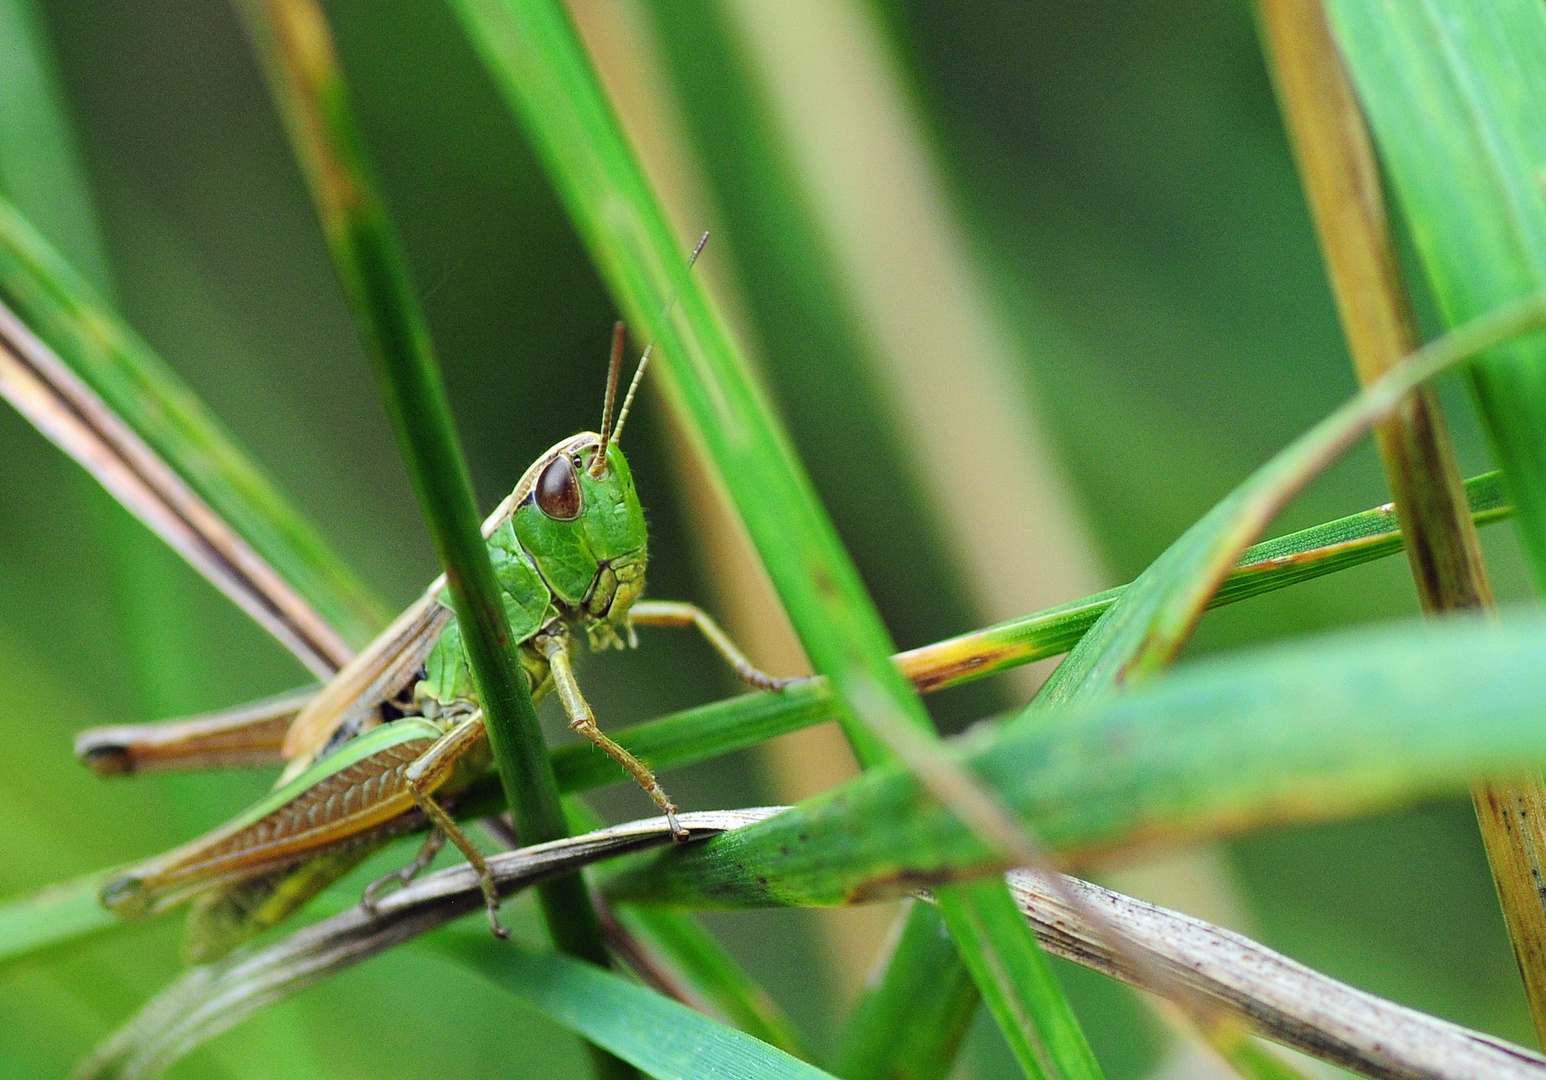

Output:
xmin=399 ymin=714 xmax=509 ymax=938
xmin=539 ymin=626 xmax=688 ymax=840
xmin=361 ymin=827 xmax=446 ymax=914
xmin=627 ymin=600 xmax=795 ymax=690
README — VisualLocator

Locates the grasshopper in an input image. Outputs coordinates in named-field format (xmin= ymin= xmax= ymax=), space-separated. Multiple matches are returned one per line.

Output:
xmin=75 ymin=317 xmax=787 ymax=959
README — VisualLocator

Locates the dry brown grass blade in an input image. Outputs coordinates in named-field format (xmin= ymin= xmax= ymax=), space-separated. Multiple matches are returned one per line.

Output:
xmin=77 ymin=808 xmax=1546 ymax=1080
xmin=1258 ymin=0 xmax=1546 ymax=1039
xmin=1003 ymin=869 xmax=1546 ymax=1080
xmin=1257 ymin=0 xmax=1488 ymax=611
xmin=0 ymin=297 xmax=352 ymax=678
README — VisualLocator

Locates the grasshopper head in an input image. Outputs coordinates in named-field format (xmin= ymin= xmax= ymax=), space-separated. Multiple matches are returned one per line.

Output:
xmin=513 ymin=436 xmax=648 ymax=631
xmin=508 ymin=313 xmax=691 ymax=638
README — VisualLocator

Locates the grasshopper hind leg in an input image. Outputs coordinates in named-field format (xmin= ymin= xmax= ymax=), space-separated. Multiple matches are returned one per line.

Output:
xmin=361 ymin=827 xmax=447 ymax=914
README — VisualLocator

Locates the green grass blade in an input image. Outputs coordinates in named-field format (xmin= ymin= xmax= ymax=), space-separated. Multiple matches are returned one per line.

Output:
xmin=1324 ymin=0 xmax=1546 ymax=591
xmin=0 ymin=0 xmax=110 ymax=292
xmin=0 ymin=872 xmax=114 ymax=967
xmin=230 ymin=3 xmax=622 ymax=1074
xmin=613 ymin=8 xmax=1004 ymax=1066
xmin=0 ymin=474 xmax=1516 ymax=974
xmin=934 ymin=882 xmax=1104 ymax=1080
xmin=451 ymin=2 xmax=1100 ymax=1076
xmin=610 ymin=905 xmax=811 ymax=1060
xmin=0 ymin=200 xmax=386 ymax=654
xmin=834 ymin=901 xmax=976 ymax=1080
xmin=609 ymin=611 xmax=1546 ymax=907
xmin=563 ymin=798 xmax=808 ymax=1058
xmin=438 ymin=931 xmax=837 ymax=1080
xmin=1032 ymin=295 xmax=1546 ymax=713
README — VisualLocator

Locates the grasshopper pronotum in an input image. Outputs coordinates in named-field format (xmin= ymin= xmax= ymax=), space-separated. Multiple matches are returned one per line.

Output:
xmin=76 ymin=315 xmax=788 ymax=960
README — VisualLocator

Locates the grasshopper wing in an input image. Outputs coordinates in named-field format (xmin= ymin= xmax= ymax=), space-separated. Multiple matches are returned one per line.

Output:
xmin=101 ymin=719 xmax=446 ymax=922
xmin=75 ymin=687 xmax=318 ymax=775
xmin=278 ymin=591 xmax=452 ymax=773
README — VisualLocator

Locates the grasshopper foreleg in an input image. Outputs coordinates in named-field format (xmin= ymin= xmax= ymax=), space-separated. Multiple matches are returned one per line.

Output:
xmin=627 ymin=600 xmax=795 ymax=690
xmin=361 ymin=827 xmax=446 ymax=914
xmin=401 ymin=715 xmax=509 ymax=939
xmin=540 ymin=627 xmax=689 ymax=840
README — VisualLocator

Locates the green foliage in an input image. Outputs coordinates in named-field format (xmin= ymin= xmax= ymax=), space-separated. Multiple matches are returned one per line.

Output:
xmin=4 ymin=0 xmax=1546 ymax=1077
xmin=0 ymin=198 xmax=387 ymax=653
xmin=563 ymin=798 xmax=810 ymax=1060
xmin=609 ymin=903 xmax=811 ymax=1060
xmin=233 ymin=1 xmax=625 ymax=1072
xmin=451 ymin=3 xmax=1103 ymax=1075
xmin=440 ymin=930 xmax=837 ymax=1080
xmin=933 ymin=882 xmax=1105 ymax=1080
xmin=609 ymin=613 xmax=1546 ymax=908
xmin=835 ymin=902 xmax=976 ymax=1080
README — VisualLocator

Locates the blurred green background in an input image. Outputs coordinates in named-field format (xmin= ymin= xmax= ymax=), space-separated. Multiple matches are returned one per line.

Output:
xmin=0 ymin=0 xmax=1535 ymax=1076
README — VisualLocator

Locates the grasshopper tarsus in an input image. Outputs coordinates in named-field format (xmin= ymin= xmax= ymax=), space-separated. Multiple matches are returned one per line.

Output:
xmin=665 ymin=805 xmax=689 ymax=842
xmin=470 ymin=856 xmax=507 ymax=940
xmin=361 ymin=828 xmax=446 ymax=915
xmin=741 ymin=666 xmax=797 ymax=693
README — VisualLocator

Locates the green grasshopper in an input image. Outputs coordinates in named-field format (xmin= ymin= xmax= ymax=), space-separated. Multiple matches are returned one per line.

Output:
xmin=75 ymin=317 xmax=787 ymax=958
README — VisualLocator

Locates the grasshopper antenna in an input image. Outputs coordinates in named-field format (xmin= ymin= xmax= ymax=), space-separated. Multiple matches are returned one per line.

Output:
xmin=608 ymin=231 xmax=709 ymax=453
xmin=592 ymin=320 xmax=626 ymax=475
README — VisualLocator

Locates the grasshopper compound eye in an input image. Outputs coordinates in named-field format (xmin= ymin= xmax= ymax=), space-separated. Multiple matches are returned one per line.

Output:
xmin=536 ymin=453 xmax=583 ymax=520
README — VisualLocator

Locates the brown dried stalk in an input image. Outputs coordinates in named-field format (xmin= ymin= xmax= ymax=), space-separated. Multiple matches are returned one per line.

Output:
xmin=79 ymin=809 xmax=1546 ymax=1080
